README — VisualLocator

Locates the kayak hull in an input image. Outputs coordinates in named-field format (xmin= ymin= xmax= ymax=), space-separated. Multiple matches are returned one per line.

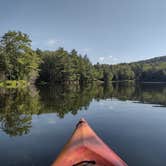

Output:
xmin=52 ymin=118 xmax=127 ymax=166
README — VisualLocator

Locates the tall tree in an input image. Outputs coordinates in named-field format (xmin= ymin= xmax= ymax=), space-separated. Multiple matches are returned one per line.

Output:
xmin=0 ymin=31 xmax=40 ymax=81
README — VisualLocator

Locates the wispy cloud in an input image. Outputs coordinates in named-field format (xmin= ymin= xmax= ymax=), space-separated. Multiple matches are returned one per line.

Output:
xmin=79 ymin=48 xmax=91 ymax=55
xmin=99 ymin=56 xmax=105 ymax=62
xmin=98 ymin=55 xmax=119 ymax=64
xmin=46 ymin=39 xmax=64 ymax=48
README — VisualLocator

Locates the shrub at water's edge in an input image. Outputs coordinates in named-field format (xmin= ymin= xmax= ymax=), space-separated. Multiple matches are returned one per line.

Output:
xmin=0 ymin=80 xmax=28 ymax=88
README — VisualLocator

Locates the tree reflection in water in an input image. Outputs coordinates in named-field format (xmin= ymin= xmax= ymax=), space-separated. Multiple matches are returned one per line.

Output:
xmin=0 ymin=87 xmax=41 ymax=136
xmin=0 ymin=82 xmax=166 ymax=136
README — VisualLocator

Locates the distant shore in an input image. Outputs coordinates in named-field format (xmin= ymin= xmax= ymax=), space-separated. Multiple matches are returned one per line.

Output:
xmin=141 ymin=81 xmax=166 ymax=84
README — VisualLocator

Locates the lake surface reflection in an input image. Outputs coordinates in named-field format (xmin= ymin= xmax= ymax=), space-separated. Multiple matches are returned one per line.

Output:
xmin=0 ymin=82 xmax=166 ymax=166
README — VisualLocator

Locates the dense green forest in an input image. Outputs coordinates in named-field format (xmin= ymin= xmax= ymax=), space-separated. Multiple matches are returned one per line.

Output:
xmin=36 ymin=48 xmax=94 ymax=84
xmin=1 ymin=30 xmax=166 ymax=86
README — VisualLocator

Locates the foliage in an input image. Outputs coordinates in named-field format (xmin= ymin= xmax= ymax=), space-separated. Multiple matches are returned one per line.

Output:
xmin=0 ymin=80 xmax=28 ymax=88
xmin=1 ymin=30 xmax=166 ymax=85
xmin=37 ymin=48 xmax=95 ymax=84
xmin=95 ymin=57 xmax=166 ymax=82
xmin=0 ymin=31 xmax=41 ymax=81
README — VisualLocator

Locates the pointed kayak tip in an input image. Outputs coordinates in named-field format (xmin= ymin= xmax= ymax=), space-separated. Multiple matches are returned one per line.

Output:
xmin=76 ymin=117 xmax=87 ymax=128
xmin=52 ymin=118 xmax=128 ymax=166
xmin=80 ymin=117 xmax=85 ymax=121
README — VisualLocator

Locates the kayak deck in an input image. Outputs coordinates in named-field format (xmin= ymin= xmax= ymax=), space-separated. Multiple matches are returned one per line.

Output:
xmin=52 ymin=118 xmax=127 ymax=166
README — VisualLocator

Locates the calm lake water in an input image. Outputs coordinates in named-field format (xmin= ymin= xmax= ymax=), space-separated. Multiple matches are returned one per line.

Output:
xmin=0 ymin=82 xmax=166 ymax=166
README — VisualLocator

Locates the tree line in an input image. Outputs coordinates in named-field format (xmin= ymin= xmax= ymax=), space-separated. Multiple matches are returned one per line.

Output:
xmin=36 ymin=48 xmax=94 ymax=84
xmin=1 ymin=30 xmax=166 ymax=85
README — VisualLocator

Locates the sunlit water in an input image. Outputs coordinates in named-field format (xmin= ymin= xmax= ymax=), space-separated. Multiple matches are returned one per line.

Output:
xmin=0 ymin=82 xmax=166 ymax=166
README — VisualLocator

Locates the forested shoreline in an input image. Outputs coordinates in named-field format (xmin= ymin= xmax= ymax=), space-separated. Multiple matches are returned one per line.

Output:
xmin=1 ymin=31 xmax=166 ymax=87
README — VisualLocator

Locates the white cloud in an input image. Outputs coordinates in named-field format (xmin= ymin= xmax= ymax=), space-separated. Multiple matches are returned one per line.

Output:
xmin=99 ymin=56 xmax=105 ymax=62
xmin=98 ymin=55 xmax=120 ymax=64
xmin=48 ymin=39 xmax=57 ymax=45
xmin=79 ymin=48 xmax=91 ymax=55
xmin=46 ymin=39 xmax=64 ymax=47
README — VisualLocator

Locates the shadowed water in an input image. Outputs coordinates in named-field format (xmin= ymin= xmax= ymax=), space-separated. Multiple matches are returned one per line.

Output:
xmin=0 ymin=82 xmax=166 ymax=166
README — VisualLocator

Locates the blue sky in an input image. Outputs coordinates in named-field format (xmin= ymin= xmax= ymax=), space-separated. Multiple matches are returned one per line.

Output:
xmin=1 ymin=0 xmax=166 ymax=64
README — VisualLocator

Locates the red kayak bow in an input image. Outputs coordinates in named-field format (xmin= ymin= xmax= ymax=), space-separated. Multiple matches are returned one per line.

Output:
xmin=52 ymin=118 xmax=127 ymax=166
